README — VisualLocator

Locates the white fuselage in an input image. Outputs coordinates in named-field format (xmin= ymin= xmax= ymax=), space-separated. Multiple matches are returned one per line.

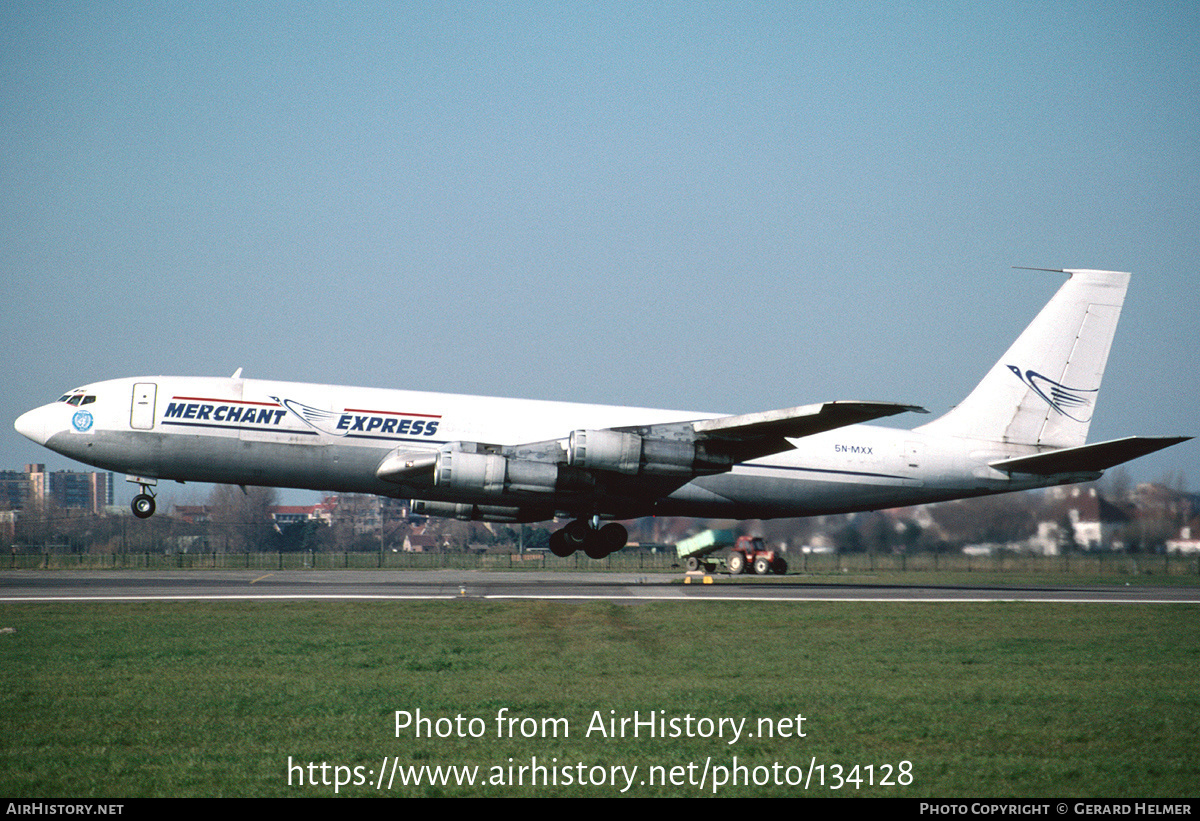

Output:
xmin=17 ymin=271 xmax=1184 ymax=540
xmin=15 ymin=374 xmax=1071 ymax=521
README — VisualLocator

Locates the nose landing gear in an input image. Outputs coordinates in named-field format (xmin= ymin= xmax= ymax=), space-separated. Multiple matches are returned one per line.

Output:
xmin=129 ymin=478 xmax=157 ymax=519
xmin=125 ymin=475 xmax=159 ymax=519
xmin=131 ymin=492 xmax=156 ymax=518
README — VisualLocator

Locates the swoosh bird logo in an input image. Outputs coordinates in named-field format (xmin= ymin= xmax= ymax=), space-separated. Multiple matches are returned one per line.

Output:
xmin=1006 ymin=366 xmax=1098 ymax=422
xmin=269 ymin=396 xmax=347 ymax=436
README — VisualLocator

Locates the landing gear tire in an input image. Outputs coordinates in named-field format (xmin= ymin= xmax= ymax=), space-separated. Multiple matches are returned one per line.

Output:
xmin=132 ymin=494 xmax=156 ymax=519
xmin=727 ymin=551 xmax=745 ymax=575
xmin=753 ymin=556 xmax=771 ymax=575
xmin=563 ymin=520 xmax=591 ymax=546
xmin=598 ymin=523 xmax=627 ymax=554
xmin=549 ymin=529 xmax=574 ymax=557
xmin=583 ymin=539 xmax=610 ymax=560
xmin=555 ymin=519 xmax=629 ymax=560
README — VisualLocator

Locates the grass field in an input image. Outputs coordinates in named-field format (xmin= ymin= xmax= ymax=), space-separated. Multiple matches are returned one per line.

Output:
xmin=1 ymin=599 xmax=1197 ymax=797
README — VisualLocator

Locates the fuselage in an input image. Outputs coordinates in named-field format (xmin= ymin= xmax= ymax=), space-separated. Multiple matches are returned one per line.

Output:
xmin=15 ymin=374 xmax=1076 ymax=521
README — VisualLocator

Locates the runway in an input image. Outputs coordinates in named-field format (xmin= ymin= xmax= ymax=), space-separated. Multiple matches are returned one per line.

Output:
xmin=1 ymin=570 xmax=1198 ymax=604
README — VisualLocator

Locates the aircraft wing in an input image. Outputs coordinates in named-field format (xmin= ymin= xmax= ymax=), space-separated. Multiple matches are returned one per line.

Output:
xmin=691 ymin=400 xmax=928 ymax=440
xmin=378 ymin=400 xmax=929 ymax=486
xmin=990 ymin=436 xmax=1192 ymax=476
xmin=620 ymin=400 xmax=928 ymax=463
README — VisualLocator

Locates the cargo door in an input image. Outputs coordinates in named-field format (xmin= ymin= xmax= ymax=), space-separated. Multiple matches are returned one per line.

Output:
xmin=131 ymin=383 xmax=157 ymax=430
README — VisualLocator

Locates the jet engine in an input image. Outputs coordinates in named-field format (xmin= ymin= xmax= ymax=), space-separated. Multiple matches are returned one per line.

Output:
xmin=409 ymin=499 xmax=551 ymax=523
xmin=567 ymin=429 xmax=729 ymax=476
xmin=433 ymin=449 xmax=595 ymax=496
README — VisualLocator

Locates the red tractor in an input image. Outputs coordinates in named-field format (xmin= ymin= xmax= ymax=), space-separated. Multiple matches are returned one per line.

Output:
xmin=678 ymin=530 xmax=789 ymax=575
xmin=726 ymin=535 xmax=788 ymax=576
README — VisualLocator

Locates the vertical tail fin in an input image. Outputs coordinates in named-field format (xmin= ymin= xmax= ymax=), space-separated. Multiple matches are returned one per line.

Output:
xmin=916 ymin=269 xmax=1130 ymax=448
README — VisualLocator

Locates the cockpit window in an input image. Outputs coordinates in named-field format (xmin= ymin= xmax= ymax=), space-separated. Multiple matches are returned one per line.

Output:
xmin=57 ymin=391 xmax=94 ymax=405
xmin=67 ymin=395 xmax=83 ymax=406
xmin=81 ymin=395 xmax=96 ymax=406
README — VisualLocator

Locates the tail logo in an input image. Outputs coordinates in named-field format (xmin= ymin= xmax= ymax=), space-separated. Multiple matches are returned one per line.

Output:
xmin=1006 ymin=366 xmax=1097 ymax=422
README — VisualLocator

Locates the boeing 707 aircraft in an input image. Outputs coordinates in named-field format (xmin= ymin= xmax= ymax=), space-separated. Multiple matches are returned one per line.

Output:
xmin=14 ymin=270 xmax=1189 ymax=558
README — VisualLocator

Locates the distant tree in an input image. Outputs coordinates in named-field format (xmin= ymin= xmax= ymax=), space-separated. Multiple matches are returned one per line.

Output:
xmin=13 ymin=497 xmax=55 ymax=549
xmin=208 ymin=485 xmax=279 ymax=552
xmin=1159 ymin=471 xmax=1188 ymax=493
xmin=857 ymin=512 xmax=893 ymax=555
xmin=1056 ymin=514 xmax=1080 ymax=554
xmin=926 ymin=493 xmax=1037 ymax=547
xmin=1100 ymin=467 xmax=1132 ymax=503
xmin=896 ymin=520 xmax=923 ymax=553
xmin=278 ymin=520 xmax=323 ymax=552
xmin=523 ymin=527 xmax=550 ymax=551
xmin=831 ymin=521 xmax=863 ymax=553
xmin=327 ymin=494 xmax=378 ymax=551
xmin=440 ymin=520 xmax=474 ymax=550
xmin=1127 ymin=513 xmax=1176 ymax=555
xmin=491 ymin=526 xmax=519 ymax=547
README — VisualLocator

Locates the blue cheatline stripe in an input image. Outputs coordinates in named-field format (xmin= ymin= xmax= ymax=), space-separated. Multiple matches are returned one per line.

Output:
xmin=736 ymin=463 xmax=908 ymax=481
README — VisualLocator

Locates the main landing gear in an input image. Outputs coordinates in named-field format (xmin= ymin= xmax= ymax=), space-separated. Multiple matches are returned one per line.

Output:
xmin=548 ymin=519 xmax=628 ymax=560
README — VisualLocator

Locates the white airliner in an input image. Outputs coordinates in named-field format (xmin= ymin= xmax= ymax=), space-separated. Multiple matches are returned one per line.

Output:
xmin=14 ymin=270 xmax=1189 ymax=558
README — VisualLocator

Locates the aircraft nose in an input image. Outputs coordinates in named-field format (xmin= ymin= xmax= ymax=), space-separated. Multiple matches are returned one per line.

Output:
xmin=14 ymin=407 xmax=50 ymax=446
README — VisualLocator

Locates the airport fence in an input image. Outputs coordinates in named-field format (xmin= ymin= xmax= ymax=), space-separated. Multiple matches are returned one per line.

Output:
xmin=4 ymin=547 xmax=1199 ymax=576
xmin=2 ymin=548 xmax=681 ymax=572
xmin=782 ymin=549 xmax=1200 ymax=577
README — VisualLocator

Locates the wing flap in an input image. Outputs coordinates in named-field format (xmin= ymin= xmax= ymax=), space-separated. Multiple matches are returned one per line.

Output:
xmin=687 ymin=400 xmax=927 ymax=463
xmin=990 ymin=436 xmax=1191 ymax=475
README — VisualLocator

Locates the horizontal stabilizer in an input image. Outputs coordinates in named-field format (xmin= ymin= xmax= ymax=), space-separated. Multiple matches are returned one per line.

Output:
xmin=990 ymin=436 xmax=1191 ymax=476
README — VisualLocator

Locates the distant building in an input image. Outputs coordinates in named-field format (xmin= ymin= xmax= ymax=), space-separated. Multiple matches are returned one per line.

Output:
xmin=270 ymin=503 xmax=336 ymax=527
xmin=1030 ymin=486 xmax=1129 ymax=554
xmin=271 ymin=506 xmax=316 ymax=526
xmin=49 ymin=469 xmax=113 ymax=513
xmin=0 ymin=464 xmax=112 ymax=515
xmin=173 ymin=502 xmax=337 ymax=527
xmin=403 ymin=533 xmax=438 ymax=553
xmin=0 ymin=465 xmax=42 ymax=511
xmin=1167 ymin=519 xmax=1200 ymax=554
xmin=0 ymin=510 xmax=16 ymax=540
xmin=172 ymin=505 xmax=212 ymax=524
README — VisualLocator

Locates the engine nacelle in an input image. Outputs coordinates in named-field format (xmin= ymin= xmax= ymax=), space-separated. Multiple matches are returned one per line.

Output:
xmin=410 ymin=499 xmax=549 ymax=523
xmin=434 ymin=450 xmax=562 ymax=495
xmin=568 ymin=429 xmax=727 ymax=476
xmin=568 ymin=429 xmax=641 ymax=473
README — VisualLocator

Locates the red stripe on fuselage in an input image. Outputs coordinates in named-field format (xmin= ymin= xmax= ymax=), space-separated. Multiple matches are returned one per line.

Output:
xmin=344 ymin=408 xmax=441 ymax=418
xmin=172 ymin=396 xmax=277 ymax=406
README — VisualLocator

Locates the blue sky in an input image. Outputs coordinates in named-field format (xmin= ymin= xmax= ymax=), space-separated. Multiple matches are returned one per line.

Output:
xmin=3 ymin=2 xmax=1197 ymax=506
